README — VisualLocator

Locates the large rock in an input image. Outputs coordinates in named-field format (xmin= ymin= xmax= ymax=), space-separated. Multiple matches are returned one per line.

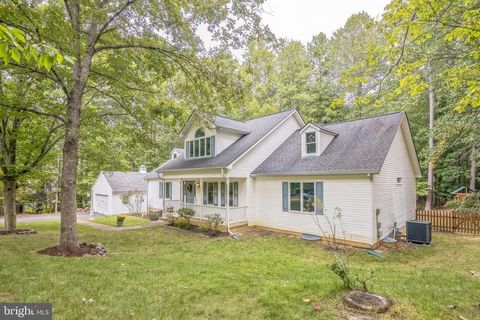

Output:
xmin=343 ymin=290 xmax=392 ymax=313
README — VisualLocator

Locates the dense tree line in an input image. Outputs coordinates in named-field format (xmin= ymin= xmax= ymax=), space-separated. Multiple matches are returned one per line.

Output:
xmin=0 ymin=1 xmax=478 ymax=250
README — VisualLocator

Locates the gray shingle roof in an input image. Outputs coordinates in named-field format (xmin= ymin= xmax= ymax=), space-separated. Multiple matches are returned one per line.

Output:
xmin=102 ymin=171 xmax=147 ymax=192
xmin=215 ymin=116 xmax=250 ymax=134
xmin=156 ymin=109 xmax=295 ymax=172
xmin=252 ymin=112 xmax=406 ymax=176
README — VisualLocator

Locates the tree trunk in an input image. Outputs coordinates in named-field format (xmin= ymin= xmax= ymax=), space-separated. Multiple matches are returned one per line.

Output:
xmin=59 ymin=96 xmax=81 ymax=250
xmin=425 ymin=61 xmax=435 ymax=210
xmin=471 ymin=144 xmax=477 ymax=192
xmin=2 ymin=179 xmax=16 ymax=232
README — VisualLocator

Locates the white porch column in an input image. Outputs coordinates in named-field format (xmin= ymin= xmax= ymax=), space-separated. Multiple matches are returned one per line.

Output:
xmin=200 ymin=178 xmax=203 ymax=220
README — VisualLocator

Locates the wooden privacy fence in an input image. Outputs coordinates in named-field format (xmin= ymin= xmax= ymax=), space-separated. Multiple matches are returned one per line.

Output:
xmin=416 ymin=210 xmax=480 ymax=234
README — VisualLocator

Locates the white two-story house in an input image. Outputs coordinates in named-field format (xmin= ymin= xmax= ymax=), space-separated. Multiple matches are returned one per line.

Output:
xmin=145 ymin=109 xmax=421 ymax=247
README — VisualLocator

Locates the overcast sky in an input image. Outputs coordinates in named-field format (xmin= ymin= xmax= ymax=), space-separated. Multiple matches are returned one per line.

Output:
xmin=261 ymin=0 xmax=388 ymax=43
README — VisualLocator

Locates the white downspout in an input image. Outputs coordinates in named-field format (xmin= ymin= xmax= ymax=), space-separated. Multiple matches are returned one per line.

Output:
xmin=221 ymin=168 xmax=233 ymax=236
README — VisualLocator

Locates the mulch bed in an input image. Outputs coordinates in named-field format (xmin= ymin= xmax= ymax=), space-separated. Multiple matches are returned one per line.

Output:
xmin=167 ymin=224 xmax=229 ymax=238
xmin=0 ymin=229 xmax=36 ymax=235
xmin=38 ymin=243 xmax=107 ymax=257
xmin=378 ymin=238 xmax=418 ymax=252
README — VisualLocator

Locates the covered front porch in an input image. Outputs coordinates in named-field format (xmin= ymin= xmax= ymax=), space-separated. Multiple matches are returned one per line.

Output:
xmin=164 ymin=177 xmax=248 ymax=226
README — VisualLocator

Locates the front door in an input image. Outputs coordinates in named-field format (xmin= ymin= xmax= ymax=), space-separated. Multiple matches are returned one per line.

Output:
xmin=183 ymin=181 xmax=196 ymax=204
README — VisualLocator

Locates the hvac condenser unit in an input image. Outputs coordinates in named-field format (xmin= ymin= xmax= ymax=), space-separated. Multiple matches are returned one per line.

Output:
xmin=406 ymin=220 xmax=432 ymax=244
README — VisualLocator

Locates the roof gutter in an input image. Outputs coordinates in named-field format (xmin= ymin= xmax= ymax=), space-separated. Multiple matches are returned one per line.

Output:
xmin=250 ymin=170 xmax=380 ymax=177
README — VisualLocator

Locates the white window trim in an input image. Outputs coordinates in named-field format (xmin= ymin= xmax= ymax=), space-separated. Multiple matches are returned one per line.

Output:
xmin=164 ymin=181 xmax=172 ymax=200
xmin=185 ymin=135 xmax=215 ymax=159
xmin=305 ymin=131 xmax=317 ymax=154
xmin=301 ymin=128 xmax=320 ymax=157
xmin=287 ymin=180 xmax=320 ymax=214
xmin=199 ymin=180 xmax=239 ymax=208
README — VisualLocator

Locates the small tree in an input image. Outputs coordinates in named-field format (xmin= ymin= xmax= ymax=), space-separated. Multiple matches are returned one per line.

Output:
xmin=313 ymin=203 xmax=373 ymax=291
xmin=124 ymin=192 xmax=145 ymax=216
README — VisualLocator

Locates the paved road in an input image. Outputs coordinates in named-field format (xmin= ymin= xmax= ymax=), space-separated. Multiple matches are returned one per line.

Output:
xmin=0 ymin=212 xmax=96 ymax=224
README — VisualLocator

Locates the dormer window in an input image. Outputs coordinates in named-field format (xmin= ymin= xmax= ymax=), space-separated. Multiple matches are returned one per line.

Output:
xmin=306 ymin=132 xmax=317 ymax=154
xmin=185 ymin=128 xmax=216 ymax=159
xmin=195 ymin=129 xmax=205 ymax=138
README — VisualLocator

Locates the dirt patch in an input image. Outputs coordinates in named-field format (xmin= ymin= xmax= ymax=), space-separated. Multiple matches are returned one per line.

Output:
xmin=343 ymin=290 xmax=392 ymax=313
xmin=0 ymin=229 xmax=36 ymax=235
xmin=38 ymin=243 xmax=107 ymax=257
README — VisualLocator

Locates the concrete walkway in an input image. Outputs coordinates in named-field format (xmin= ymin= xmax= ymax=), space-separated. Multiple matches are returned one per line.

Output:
xmin=77 ymin=219 xmax=165 ymax=231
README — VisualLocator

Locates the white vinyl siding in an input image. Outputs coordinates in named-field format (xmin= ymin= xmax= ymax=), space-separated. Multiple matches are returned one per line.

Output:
xmin=253 ymin=175 xmax=374 ymax=245
xmin=373 ymin=124 xmax=417 ymax=240
xmin=92 ymin=174 xmax=112 ymax=214
xmin=228 ymin=114 xmax=303 ymax=222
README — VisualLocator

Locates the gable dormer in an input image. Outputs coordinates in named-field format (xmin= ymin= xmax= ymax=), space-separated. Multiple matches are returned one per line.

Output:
xmin=300 ymin=123 xmax=336 ymax=157
xmin=180 ymin=111 xmax=250 ymax=160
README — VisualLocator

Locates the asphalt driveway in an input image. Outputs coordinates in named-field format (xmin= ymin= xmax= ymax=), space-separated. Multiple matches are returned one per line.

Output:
xmin=0 ymin=212 xmax=96 ymax=224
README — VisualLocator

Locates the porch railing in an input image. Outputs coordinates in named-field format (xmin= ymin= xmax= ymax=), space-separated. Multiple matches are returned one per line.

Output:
xmin=164 ymin=200 xmax=247 ymax=224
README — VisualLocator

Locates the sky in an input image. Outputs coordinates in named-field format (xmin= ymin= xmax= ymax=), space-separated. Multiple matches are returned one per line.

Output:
xmin=261 ymin=0 xmax=388 ymax=43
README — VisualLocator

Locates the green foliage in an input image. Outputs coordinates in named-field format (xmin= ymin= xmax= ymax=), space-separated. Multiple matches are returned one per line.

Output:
xmin=206 ymin=213 xmax=223 ymax=233
xmin=174 ymin=217 xmax=189 ymax=229
xmin=116 ymin=216 xmax=126 ymax=222
xmin=177 ymin=208 xmax=195 ymax=218
xmin=446 ymin=193 xmax=480 ymax=213
xmin=327 ymin=255 xmax=372 ymax=291
xmin=0 ymin=23 xmax=67 ymax=70
xmin=146 ymin=211 xmax=162 ymax=221
xmin=176 ymin=208 xmax=195 ymax=229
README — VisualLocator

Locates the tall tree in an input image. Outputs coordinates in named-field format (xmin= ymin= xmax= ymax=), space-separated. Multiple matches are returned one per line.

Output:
xmin=3 ymin=0 xmax=266 ymax=250
xmin=0 ymin=71 xmax=63 ymax=231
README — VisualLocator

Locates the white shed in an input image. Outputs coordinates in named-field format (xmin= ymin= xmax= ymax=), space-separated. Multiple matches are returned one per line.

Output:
xmin=91 ymin=170 xmax=147 ymax=215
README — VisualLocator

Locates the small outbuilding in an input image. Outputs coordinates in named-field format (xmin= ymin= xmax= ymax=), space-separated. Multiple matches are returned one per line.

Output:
xmin=450 ymin=186 xmax=472 ymax=202
xmin=91 ymin=167 xmax=147 ymax=215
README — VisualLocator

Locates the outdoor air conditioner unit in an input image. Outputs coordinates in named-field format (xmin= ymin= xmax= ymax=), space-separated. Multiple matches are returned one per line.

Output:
xmin=406 ymin=220 xmax=432 ymax=244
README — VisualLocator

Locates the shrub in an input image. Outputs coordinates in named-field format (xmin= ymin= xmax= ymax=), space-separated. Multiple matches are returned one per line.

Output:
xmin=174 ymin=217 xmax=189 ymax=229
xmin=177 ymin=208 xmax=195 ymax=218
xmin=199 ymin=224 xmax=209 ymax=232
xmin=147 ymin=211 xmax=162 ymax=221
xmin=328 ymin=255 xmax=373 ymax=291
xmin=165 ymin=211 xmax=176 ymax=226
xmin=206 ymin=213 xmax=223 ymax=233
xmin=116 ymin=216 xmax=126 ymax=222
xmin=177 ymin=208 xmax=195 ymax=228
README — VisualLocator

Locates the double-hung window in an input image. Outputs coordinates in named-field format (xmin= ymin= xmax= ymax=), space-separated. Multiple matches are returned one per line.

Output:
xmin=229 ymin=182 xmax=239 ymax=207
xmin=305 ymin=132 xmax=316 ymax=154
xmin=203 ymin=182 xmax=218 ymax=206
xmin=282 ymin=181 xmax=323 ymax=214
xmin=165 ymin=182 xmax=172 ymax=199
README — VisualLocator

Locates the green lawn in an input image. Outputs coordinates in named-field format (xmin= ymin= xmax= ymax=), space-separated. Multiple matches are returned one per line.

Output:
xmin=0 ymin=222 xmax=479 ymax=319
xmin=92 ymin=215 xmax=150 ymax=227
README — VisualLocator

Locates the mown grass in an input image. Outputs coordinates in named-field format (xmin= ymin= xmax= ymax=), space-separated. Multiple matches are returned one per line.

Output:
xmin=0 ymin=222 xmax=479 ymax=319
xmin=92 ymin=215 xmax=150 ymax=227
